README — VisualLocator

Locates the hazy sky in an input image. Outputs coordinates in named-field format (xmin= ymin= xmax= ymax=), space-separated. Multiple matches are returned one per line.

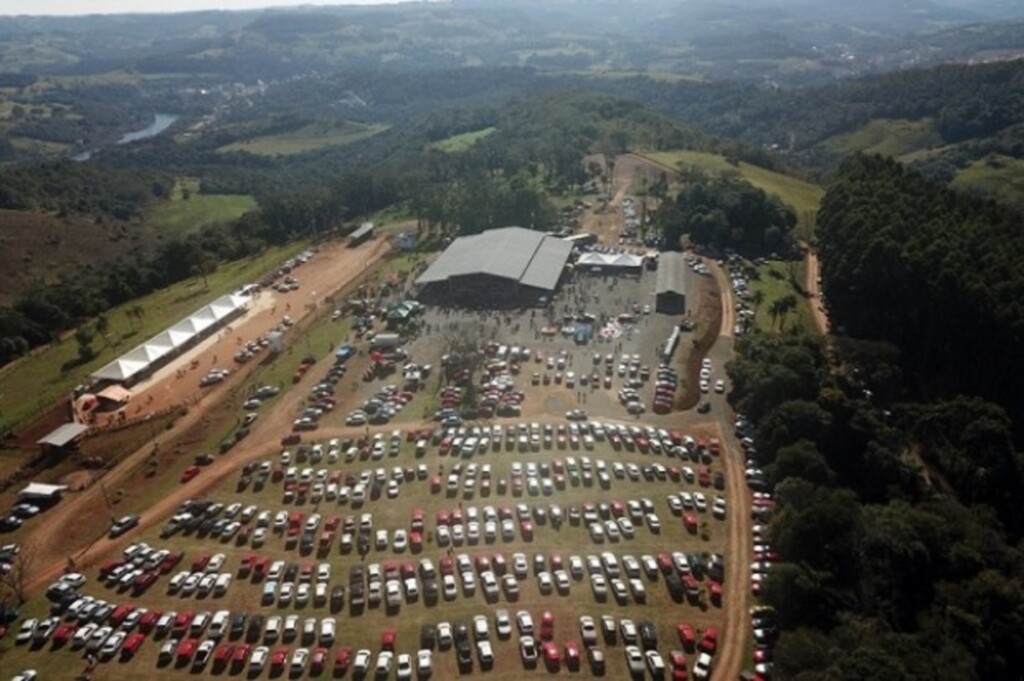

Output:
xmin=1 ymin=0 xmax=405 ymax=16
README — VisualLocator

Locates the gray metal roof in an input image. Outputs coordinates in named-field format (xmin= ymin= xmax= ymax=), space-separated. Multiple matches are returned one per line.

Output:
xmin=656 ymin=252 xmax=690 ymax=296
xmin=416 ymin=227 xmax=571 ymax=291
xmin=350 ymin=222 xmax=374 ymax=239
xmin=37 ymin=422 xmax=89 ymax=447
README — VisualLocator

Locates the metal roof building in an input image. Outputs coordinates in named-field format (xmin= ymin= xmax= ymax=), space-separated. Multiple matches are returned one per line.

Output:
xmin=416 ymin=227 xmax=572 ymax=304
xmin=655 ymin=252 xmax=690 ymax=315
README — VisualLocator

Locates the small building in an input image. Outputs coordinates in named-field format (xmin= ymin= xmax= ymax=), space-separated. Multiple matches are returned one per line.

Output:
xmin=348 ymin=222 xmax=375 ymax=247
xmin=655 ymin=252 xmax=690 ymax=315
xmin=37 ymin=422 xmax=90 ymax=458
xmin=18 ymin=482 xmax=69 ymax=504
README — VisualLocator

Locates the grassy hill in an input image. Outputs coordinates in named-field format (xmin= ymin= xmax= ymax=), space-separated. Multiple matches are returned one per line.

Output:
xmin=0 ymin=242 xmax=306 ymax=436
xmin=428 ymin=127 xmax=497 ymax=153
xmin=146 ymin=179 xmax=257 ymax=240
xmin=644 ymin=150 xmax=824 ymax=240
xmin=822 ymin=118 xmax=943 ymax=159
xmin=217 ymin=120 xmax=389 ymax=156
xmin=951 ymin=154 xmax=1024 ymax=206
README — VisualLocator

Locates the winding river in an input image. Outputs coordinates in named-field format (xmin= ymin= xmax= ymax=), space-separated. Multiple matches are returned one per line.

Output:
xmin=72 ymin=112 xmax=179 ymax=161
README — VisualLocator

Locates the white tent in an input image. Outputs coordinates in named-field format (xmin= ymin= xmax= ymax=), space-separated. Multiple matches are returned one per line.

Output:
xmin=576 ymin=252 xmax=645 ymax=268
xmin=91 ymin=293 xmax=248 ymax=384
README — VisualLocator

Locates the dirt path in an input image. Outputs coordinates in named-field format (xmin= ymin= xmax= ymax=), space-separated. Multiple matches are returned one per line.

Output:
xmin=705 ymin=260 xmax=751 ymax=681
xmin=578 ymin=153 xmax=676 ymax=246
xmin=714 ymin=420 xmax=752 ymax=681
xmin=24 ymin=238 xmax=392 ymax=592
xmin=711 ymin=260 xmax=736 ymax=339
xmin=804 ymin=248 xmax=830 ymax=335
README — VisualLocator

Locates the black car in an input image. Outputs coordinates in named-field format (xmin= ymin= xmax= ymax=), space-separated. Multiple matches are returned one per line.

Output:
xmin=229 ymin=612 xmax=247 ymax=640
xmin=421 ymin=624 xmax=436 ymax=651
xmin=330 ymin=585 xmax=345 ymax=612
xmin=639 ymin=620 xmax=658 ymax=650
xmin=246 ymin=614 xmax=265 ymax=643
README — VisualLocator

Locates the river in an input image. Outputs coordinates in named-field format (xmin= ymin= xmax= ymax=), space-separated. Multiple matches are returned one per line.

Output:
xmin=72 ymin=112 xmax=179 ymax=161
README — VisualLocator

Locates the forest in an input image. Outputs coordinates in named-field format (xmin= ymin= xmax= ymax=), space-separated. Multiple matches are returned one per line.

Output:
xmin=0 ymin=92 xmax=697 ymax=364
xmin=816 ymin=155 xmax=1024 ymax=440
xmin=727 ymin=332 xmax=1024 ymax=679
xmin=723 ymin=153 xmax=1024 ymax=679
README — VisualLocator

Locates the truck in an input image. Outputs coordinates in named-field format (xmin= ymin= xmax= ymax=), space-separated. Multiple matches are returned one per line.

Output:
xmin=369 ymin=334 xmax=400 ymax=351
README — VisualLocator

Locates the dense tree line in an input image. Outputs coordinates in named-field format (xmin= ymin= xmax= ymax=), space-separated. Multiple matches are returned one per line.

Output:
xmin=816 ymin=154 xmax=1024 ymax=437
xmin=727 ymin=333 xmax=1024 ymax=679
xmin=0 ymin=161 xmax=168 ymax=219
xmin=658 ymin=172 xmax=797 ymax=254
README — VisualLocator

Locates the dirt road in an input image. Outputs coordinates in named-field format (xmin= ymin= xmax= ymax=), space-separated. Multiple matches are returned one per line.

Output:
xmin=711 ymin=260 xmax=736 ymax=339
xmin=24 ymin=238 xmax=392 ymax=592
xmin=804 ymin=248 xmax=830 ymax=335
xmin=578 ymin=153 xmax=676 ymax=246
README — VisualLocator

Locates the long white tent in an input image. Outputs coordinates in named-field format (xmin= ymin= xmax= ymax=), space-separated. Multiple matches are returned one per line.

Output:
xmin=91 ymin=293 xmax=249 ymax=383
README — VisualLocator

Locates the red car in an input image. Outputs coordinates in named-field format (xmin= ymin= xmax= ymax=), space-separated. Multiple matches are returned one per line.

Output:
xmin=121 ymin=631 xmax=146 ymax=658
xmin=192 ymin=554 xmax=211 ymax=572
xmin=540 ymin=611 xmax=555 ymax=640
xmin=520 ymin=520 xmax=534 ymax=541
xmin=410 ymin=531 xmax=423 ymax=552
xmin=708 ymin=581 xmax=722 ymax=606
xmin=271 ymin=647 xmax=289 ymax=670
xmin=214 ymin=643 xmax=235 ymax=666
xmin=683 ymin=513 xmax=699 ymax=533
xmin=381 ymin=628 xmax=396 ymax=651
xmin=159 ymin=551 xmax=184 ymax=574
xmin=232 ymin=644 xmax=252 ymax=668
xmin=542 ymin=641 xmax=561 ymax=667
xmin=173 ymin=611 xmax=193 ymax=636
xmin=564 ymin=642 xmax=581 ymax=670
xmin=311 ymin=647 xmax=328 ymax=674
xmin=180 ymin=465 xmax=201 ymax=483
xmin=334 ymin=647 xmax=353 ymax=674
xmin=670 ymin=650 xmax=689 ymax=680
xmin=676 ymin=623 xmax=696 ymax=651
xmin=176 ymin=638 xmax=199 ymax=662
xmin=109 ymin=604 xmax=135 ymax=626
xmin=52 ymin=623 xmax=75 ymax=645
xmin=699 ymin=627 xmax=719 ymax=655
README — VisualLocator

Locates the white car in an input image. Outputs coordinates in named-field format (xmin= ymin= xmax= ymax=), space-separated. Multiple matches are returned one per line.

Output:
xmin=249 ymin=646 xmax=269 ymax=673
xmin=516 ymin=610 xmax=534 ymax=635
xmin=417 ymin=649 xmax=433 ymax=675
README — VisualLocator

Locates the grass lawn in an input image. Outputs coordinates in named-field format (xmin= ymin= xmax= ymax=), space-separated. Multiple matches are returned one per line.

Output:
xmin=951 ymin=154 xmax=1024 ymax=206
xmin=821 ymin=118 xmax=942 ymax=159
xmin=428 ymin=127 xmax=497 ymax=153
xmin=0 ymin=242 xmax=307 ymax=436
xmin=644 ymin=150 xmax=824 ymax=241
xmin=747 ymin=260 xmax=816 ymax=335
xmin=145 ymin=179 xmax=257 ymax=240
xmin=217 ymin=121 xmax=389 ymax=157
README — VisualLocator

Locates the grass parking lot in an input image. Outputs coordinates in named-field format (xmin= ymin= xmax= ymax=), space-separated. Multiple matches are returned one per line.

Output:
xmin=2 ymin=422 xmax=732 ymax=681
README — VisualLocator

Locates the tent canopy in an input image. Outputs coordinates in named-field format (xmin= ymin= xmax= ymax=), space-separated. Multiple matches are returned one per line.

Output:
xmin=97 ymin=384 xmax=132 ymax=403
xmin=18 ymin=482 xmax=68 ymax=500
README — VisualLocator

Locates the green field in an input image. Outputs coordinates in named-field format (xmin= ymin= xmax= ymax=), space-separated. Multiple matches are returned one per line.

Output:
xmin=0 ymin=242 xmax=307 ymax=436
xmin=428 ymin=127 xmax=497 ymax=153
xmin=146 ymin=179 xmax=257 ymax=240
xmin=644 ymin=150 xmax=824 ymax=240
xmin=746 ymin=260 xmax=815 ymax=335
xmin=821 ymin=118 xmax=942 ymax=159
xmin=218 ymin=121 xmax=389 ymax=157
xmin=951 ymin=154 xmax=1024 ymax=206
